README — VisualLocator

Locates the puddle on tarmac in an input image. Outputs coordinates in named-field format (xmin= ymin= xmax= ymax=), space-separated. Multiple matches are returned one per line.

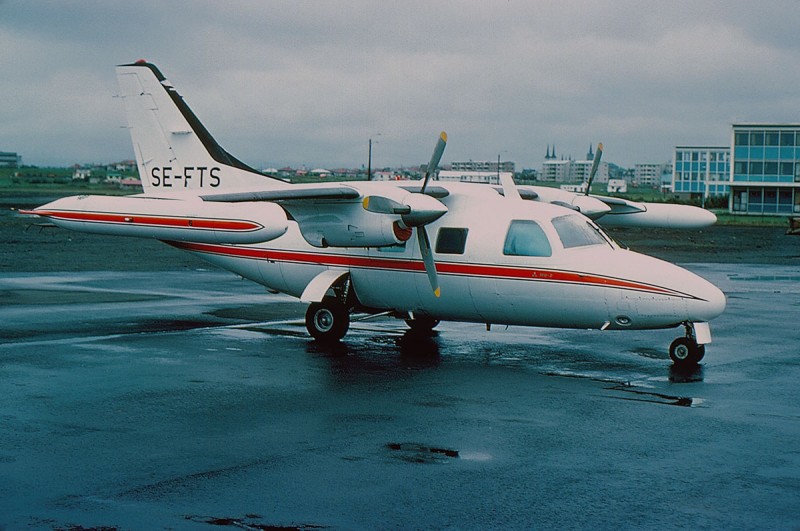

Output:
xmin=385 ymin=442 xmax=460 ymax=463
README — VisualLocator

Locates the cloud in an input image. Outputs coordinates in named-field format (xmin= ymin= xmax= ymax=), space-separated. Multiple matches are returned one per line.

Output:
xmin=2 ymin=1 xmax=800 ymax=168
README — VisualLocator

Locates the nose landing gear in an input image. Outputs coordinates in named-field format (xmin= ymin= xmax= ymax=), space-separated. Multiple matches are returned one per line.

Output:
xmin=669 ymin=322 xmax=707 ymax=367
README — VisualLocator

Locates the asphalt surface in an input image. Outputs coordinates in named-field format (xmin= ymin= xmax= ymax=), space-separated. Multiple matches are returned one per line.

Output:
xmin=1 ymin=200 xmax=800 ymax=529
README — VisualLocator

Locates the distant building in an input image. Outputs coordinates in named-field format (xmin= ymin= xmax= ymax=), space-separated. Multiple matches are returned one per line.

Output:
xmin=572 ymin=159 xmax=610 ymax=184
xmin=451 ymin=160 xmax=515 ymax=173
xmin=372 ymin=171 xmax=408 ymax=181
xmin=0 ymin=151 xmax=21 ymax=168
xmin=607 ymin=178 xmax=627 ymax=193
xmin=73 ymin=168 xmax=92 ymax=180
xmin=672 ymin=147 xmax=729 ymax=201
xmin=109 ymin=160 xmax=136 ymax=172
xmin=541 ymin=145 xmax=608 ymax=184
xmin=438 ymin=170 xmax=512 ymax=186
xmin=560 ymin=183 xmax=588 ymax=193
xmin=540 ymin=159 xmax=571 ymax=182
xmin=119 ymin=178 xmax=142 ymax=190
xmin=730 ymin=124 xmax=800 ymax=215
xmin=635 ymin=162 xmax=670 ymax=188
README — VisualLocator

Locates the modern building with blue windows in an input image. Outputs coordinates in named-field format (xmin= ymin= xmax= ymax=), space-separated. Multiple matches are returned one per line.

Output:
xmin=730 ymin=123 xmax=800 ymax=215
xmin=673 ymin=146 xmax=730 ymax=201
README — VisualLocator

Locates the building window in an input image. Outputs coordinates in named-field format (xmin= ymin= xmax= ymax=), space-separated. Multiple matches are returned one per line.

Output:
xmin=766 ymin=132 xmax=780 ymax=146
xmin=735 ymin=132 xmax=750 ymax=146
xmin=781 ymin=132 xmax=796 ymax=146
xmin=765 ymin=162 xmax=779 ymax=175
xmin=750 ymin=132 xmax=765 ymax=146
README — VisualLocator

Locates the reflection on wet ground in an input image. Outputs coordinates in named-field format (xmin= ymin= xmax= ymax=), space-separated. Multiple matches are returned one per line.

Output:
xmin=1 ymin=266 xmax=799 ymax=529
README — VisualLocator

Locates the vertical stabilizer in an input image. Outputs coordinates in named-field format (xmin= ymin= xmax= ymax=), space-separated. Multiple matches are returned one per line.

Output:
xmin=116 ymin=60 xmax=288 ymax=195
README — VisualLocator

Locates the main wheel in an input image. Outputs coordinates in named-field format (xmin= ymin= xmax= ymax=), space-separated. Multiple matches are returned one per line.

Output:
xmin=305 ymin=299 xmax=349 ymax=342
xmin=669 ymin=337 xmax=704 ymax=366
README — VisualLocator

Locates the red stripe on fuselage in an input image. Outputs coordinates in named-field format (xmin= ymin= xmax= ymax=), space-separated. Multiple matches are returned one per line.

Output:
xmin=31 ymin=210 xmax=263 ymax=232
xmin=169 ymin=241 xmax=698 ymax=300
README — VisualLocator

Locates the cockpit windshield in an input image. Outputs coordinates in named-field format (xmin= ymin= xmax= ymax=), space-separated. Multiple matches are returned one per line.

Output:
xmin=503 ymin=220 xmax=552 ymax=257
xmin=552 ymin=214 xmax=609 ymax=249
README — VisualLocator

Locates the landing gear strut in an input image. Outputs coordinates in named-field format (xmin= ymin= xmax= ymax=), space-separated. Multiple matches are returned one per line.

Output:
xmin=669 ymin=322 xmax=705 ymax=367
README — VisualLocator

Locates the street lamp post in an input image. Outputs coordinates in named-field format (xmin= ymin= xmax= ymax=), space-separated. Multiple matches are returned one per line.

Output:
xmin=368 ymin=134 xmax=381 ymax=180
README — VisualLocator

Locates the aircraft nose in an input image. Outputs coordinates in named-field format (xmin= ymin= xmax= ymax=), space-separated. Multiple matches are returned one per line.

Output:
xmin=688 ymin=274 xmax=726 ymax=322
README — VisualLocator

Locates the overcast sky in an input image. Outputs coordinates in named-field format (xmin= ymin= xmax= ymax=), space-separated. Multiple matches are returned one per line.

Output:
xmin=3 ymin=1 xmax=800 ymax=170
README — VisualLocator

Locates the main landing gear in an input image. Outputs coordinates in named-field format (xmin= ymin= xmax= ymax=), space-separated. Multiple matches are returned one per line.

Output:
xmin=669 ymin=322 xmax=706 ymax=367
xmin=305 ymin=297 xmax=350 ymax=342
xmin=304 ymin=275 xmax=354 ymax=343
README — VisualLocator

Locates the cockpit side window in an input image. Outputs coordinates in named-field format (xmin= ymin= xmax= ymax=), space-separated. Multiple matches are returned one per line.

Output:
xmin=503 ymin=220 xmax=552 ymax=257
xmin=552 ymin=214 xmax=607 ymax=248
xmin=435 ymin=227 xmax=469 ymax=254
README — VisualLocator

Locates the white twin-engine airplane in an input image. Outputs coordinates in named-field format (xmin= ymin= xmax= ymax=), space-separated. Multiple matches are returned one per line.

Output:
xmin=25 ymin=60 xmax=725 ymax=367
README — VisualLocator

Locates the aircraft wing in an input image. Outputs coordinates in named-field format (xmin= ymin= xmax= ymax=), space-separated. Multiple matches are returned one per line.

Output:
xmin=199 ymin=180 xmax=451 ymax=248
xmin=590 ymin=195 xmax=717 ymax=229
xmin=200 ymin=182 xmax=450 ymax=203
xmin=512 ymin=185 xmax=715 ymax=229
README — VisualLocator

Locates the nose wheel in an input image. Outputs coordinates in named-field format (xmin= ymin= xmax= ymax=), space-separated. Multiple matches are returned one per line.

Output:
xmin=669 ymin=322 xmax=706 ymax=366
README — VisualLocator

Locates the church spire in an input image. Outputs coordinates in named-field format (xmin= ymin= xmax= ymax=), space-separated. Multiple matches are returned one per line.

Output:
xmin=587 ymin=144 xmax=594 ymax=160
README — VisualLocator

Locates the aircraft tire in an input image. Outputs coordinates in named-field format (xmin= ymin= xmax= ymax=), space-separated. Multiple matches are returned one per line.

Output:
xmin=305 ymin=299 xmax=349 ymax=342
xmin=669 ymin=337 xmax=704 ymax=366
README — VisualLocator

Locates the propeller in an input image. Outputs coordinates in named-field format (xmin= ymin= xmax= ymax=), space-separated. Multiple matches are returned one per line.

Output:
xmin=361 ymin=132 xmax=447 ymax=297
xmin=416 ymin=131 xmax=447 ymax=297
xmin=585 ymin=142 xmax=604 ymax=195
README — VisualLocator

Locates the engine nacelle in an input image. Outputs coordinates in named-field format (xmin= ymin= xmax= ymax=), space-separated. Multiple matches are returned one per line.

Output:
xmin=289 ymin=202 xmax=409 ymax=248
xmin=25 ymin=195 xmax=289 ymax=244
xmin=597 ymin=202 xmax=717 ymax=229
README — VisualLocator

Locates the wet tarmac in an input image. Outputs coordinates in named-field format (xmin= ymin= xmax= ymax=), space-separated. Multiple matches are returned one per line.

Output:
xmin=1 ymin=264 xmax=799 ymax=530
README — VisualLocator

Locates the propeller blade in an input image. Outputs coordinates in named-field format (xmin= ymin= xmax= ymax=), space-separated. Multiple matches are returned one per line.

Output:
xmin=585 ymin=142 xmax=603 ymax=196
xmin=421 ymin=131 xmax=447 ymax=195
xmin=417 ymin=226 xmax=440 ymax=298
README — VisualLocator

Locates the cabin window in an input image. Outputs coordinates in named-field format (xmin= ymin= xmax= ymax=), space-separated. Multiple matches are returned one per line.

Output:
xmin=503 ymin=220 xmax=552 ymax=257
xmin=552 ymin=215 xmax=607 ymax=248
xmin=435 ymin=228 xmax=468 ymax=254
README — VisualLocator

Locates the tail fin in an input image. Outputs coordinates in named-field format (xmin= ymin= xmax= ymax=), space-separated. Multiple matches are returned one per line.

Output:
xmin=116 ymin=60 xmax=288 ymax=195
